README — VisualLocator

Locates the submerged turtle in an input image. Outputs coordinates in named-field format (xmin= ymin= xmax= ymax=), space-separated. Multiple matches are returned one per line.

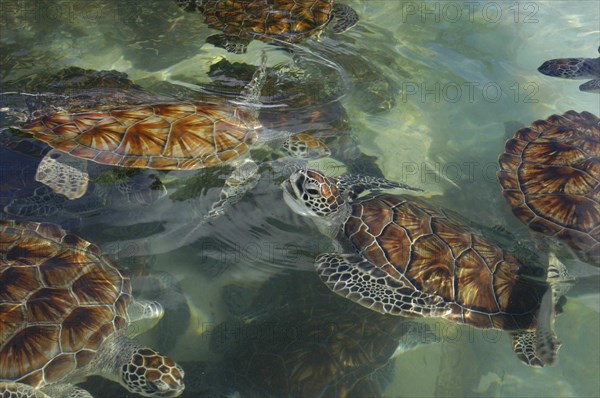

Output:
xmin=5 ymin=55 xmax=330 ymax=217
xmin=182 ymin=271 xmax=433 ymax=398
xmin=537 ymin=47 xmax=600 ymax=93
xmin=0 ymin=220 xmax=185 ymax=398
xmin=174 ymin=0 xmax=359 ymax=53
xmin=498 ymin=110 xmax=600 ymax=265
xmin=282 ymin=169 xmax=571 ymax=367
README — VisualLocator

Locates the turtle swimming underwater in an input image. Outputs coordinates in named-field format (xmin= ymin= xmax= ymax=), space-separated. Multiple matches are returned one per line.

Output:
xmin=498 ymin=110 xmax=600 ymax=265
xmin=180 ymin=271 xmax=434 ymax=398
xmin=282 ymin=169 xmax=571 ymax=367
xmin=4 ymin=55 xmax=330 ymax=218
xmin=174 ymin=0 xmax=359 ymax=53
xmin=537 ymin=47 xmax=600 ymax=93
xmin=0 ymin=220 xmax=185 ymax=398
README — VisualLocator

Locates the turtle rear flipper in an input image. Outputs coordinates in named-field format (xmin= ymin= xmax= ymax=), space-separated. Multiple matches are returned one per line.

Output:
xmin=512 ymin=253 xmax=573 ymax=367
xmin=206 ymin=34 xmax=252 ymax=54
xmin=315 ymin=253 xmax=450 ymax=317
xmin=35 ymin=149 xmax=89 ymax=200
xmin=331 ymin=3 xmax=359 ymax=33
xmin=511 ymin=288 xmax=560 ymax=368
xmin=579 ymin=79 xmax=600 ymax=93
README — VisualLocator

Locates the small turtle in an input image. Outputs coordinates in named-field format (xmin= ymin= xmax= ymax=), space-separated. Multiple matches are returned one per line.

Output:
xmin=497 ymin=110 xmax=599 ymax=265
xmin=174 ymin=0 xmax=359 ymax=54
xmin=282 ymin=169 xmax=572 ymax=367
xmin=537 ymin=47 xmax=600 ymax=93
xmin=0 ymin=220 xmax=185 ymax=398
xmin=4 ymin=55 xmax=329 ymax=218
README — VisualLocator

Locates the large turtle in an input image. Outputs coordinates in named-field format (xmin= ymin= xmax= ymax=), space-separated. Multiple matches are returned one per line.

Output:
xmin=177 ymin=271 xmax=435 ymax=398
xmin=4 ymin=54 xmax=330 ymax=218
xmin=281 ymin=169 xmax=572 ymax=367
xmin=537 ymin=47 xmax=600 ymax=93
xmin=0 ymin=220 xmax=185 ymax=398
xmin=497 ymin=110 xmax=599 ymax=265
xmin=174 ymin=0 xmax=359 ymax=54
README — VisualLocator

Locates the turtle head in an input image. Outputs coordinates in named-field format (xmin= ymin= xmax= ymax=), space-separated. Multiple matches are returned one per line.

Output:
xmin=121 ymin=347 xmax=185 ymax=397
xmin=282 ymin=169 xmax=344 ymax=218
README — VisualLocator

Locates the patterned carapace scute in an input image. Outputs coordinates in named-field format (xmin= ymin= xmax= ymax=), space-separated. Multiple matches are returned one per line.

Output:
xmin=22 ymin=102 xmax=260 ymax=170
xmin=0 ymin=220 xmax=130 ymax=388
xmin=498 ymin=110 xmax=600 ymax=264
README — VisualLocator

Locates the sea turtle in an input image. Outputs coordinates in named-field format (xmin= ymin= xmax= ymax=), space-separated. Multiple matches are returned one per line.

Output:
xmin=497 ymin=110 xmax=600 ymax=265
xmin=3 ymin=54 xmax=330 ymax=218
xmin=181 ymin=271 xmax=434 ymax=398
xmin=537 ymin=47 xmax=600 ymax=93
xmin=281 ymin=169 xmax=572 ymax=367
xmin=174 ymin=0 xmax=359 ymax=54
xmin=0 ymin=220 xmax=185 ymax=398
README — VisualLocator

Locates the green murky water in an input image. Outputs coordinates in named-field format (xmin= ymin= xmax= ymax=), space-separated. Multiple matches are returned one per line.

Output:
xmin=1 ymin=1 xmax=599 ymax=397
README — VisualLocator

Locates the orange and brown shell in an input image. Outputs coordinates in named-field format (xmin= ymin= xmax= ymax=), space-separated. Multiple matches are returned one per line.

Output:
xmin=191 ymin=0 xmax=334 ymax=43
xmin=498 ymin=110 xmax=599 ymax=264
xmin=344 ymin=195 xmax=547 ymax=330
xmin=21 ymin=101 xmax=260 ymax=170
xmin=0 ymin=220 xmax=131 ymax=388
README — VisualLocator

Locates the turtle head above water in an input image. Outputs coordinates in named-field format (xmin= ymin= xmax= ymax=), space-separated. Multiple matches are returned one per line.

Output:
xmin=282 ymin=169 xmax=345 ymax=218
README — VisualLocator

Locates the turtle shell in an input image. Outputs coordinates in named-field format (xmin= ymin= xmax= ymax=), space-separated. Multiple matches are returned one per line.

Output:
xmin=343 ymin=194 xmax=548 ymax=330
xmin=0 ymin=220 xmax=131 ymax=388
xmin=498 ymin=110 xmax=600 ymax=264
xmin=190 ymin=0 xmax=334 ymax=43
xmin=21 ymin=102 xmax=260 ymax=170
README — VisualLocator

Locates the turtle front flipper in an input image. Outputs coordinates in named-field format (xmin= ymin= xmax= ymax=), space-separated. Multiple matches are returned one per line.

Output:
xmin=206 ymin=34 xmax=252 ymax=54
xmin=331 ymin=3 xmax=359 ymax=33
xmin=335 ymin=174 xmax=423 ymax=198
xmin=315 ymin=253 xmax=450 ymax=317
xmin=35 ymin=149 xmax=89 ymax=200
xmin=42 ymin=384 xmax=93 ymax=398
xmin=206 ymin=159 xmax=260 ymax=220
xmin=0 ymin=383 xmax=51 ymax=398
xmin=579 ymin=79 xmax=600 ymax=93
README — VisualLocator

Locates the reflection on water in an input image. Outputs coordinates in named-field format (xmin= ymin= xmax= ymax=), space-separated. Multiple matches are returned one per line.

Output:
xmin=1 ymin=1 xmax=599 ymax=397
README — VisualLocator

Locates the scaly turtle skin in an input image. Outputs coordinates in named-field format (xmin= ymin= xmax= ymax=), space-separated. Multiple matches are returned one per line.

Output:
xmin=175 ymin=0 xmax=359 ymax=53
xmin=537 ymin=47 xmax=600 ymax=93
xmin=282 ymin=169 xmax=571 ymax=368
xmin=0 ymin=220 xmax=185 ymax=398
xmin=497 ymin=110 xmax=600 ymax=265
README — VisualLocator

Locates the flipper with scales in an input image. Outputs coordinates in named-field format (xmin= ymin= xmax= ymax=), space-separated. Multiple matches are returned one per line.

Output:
xmin=315 ymin=253 xmax=451 ymax=317
xmin=331 ymin=3 xmax=359 ymax=33
xmin=206 ymin=34 xmax=252 ymax=54
xmin=335 ymin=173 xmax=423 ymax=198
xmin=511 ymin=252 xmax=573 ymax=367
xmin=35 ymin=149 xmax=89 ymax=200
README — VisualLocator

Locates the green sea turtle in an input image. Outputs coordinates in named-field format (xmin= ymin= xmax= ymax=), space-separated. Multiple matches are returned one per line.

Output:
xmin=497 ymin=110 xmax=599 ymax=265
xmin=0 ymin=220 xmax=185 ymax=398
xmin=3 ymin=56 xmax=330 ymax=219
xmin=174 ymin=0 xmax=359 ymax=54
xmin=281 ymin=169 xmax=572 ymax=367
xmin=537 ymin=47 xmax=600 ymax=93
xmin=182 ymin=271 xmax=434 ymax=398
